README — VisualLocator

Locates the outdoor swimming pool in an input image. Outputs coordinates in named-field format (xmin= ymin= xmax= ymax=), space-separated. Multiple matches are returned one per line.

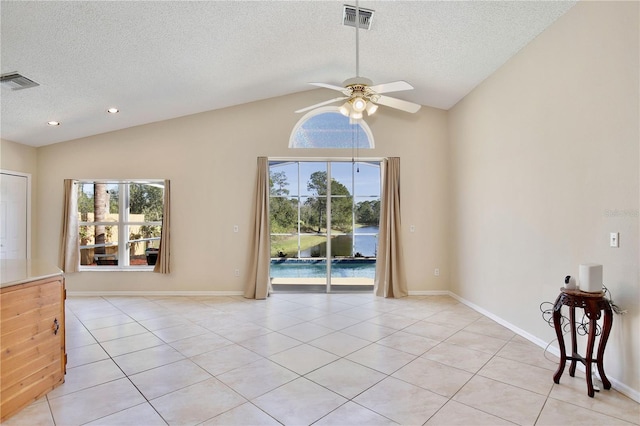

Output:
xmin=270 ymin=258 xmax=376 ymax=279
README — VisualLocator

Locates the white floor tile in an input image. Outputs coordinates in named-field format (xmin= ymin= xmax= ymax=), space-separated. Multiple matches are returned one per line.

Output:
xmin=425 ymin=400 xmax=514 ymax=425
xmin=453 ymin=375 xmax=547 ymax=425
xmin=252 ymin=377 xmax=347 ymax=425
xmin=354 ymin=377 xmax=448 ymax=425
xmin=65 ymin=343 xmax=110 ymax=368
xmin=169 ymin=331 xmax=233 ymax=357
xmin=392 ymin=357 xmax=473 ymax=397
xmin=113 ymin=344 xmax=185 ymax=375
xmin=99 ymin=332 xmax=165 ymax=357
xmin=309 ymin=331 xmax=371 ymax=356
xmin=84 ymin=402 xmax=167 ymax=426
xmin=217 ymin=358 xmax=298 ymax=399
xmin=47 ymin=358 xmax=125 ymax=398
xmin=48 ymin=378 xmax=145 ymax=426
xmin=346 ymin=343 xmax=416 ymax=374
xmin=269 ymin=343 xmax=339 ymax=375
xmin=537 ymin=397 xmax=637 ymax=425
xmin=150 ymin=377 xmax=246 ymax=425
xmin=278 ymin=321 xmax=334 ymax=342
xmin=422 ymin=341 xmax=493 ymax=373
xmin=314 ymin=401 xmax=399 ymax=425
xmin=306 ymin=358 xmax=387 ymax=399
xmin=129 ymin=358 xmax=211 ymax=400
xmin=8 ymin=294 xmax=635 ymax=426
xmin=202 ymin=402 xmax=281 ymax=425
xmin=191 ymin=343 xmax=264 ymax=376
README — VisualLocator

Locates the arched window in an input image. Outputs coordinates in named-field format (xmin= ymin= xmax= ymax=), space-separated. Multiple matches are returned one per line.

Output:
xmin=289 ymin=107 xmax=374 ymax=149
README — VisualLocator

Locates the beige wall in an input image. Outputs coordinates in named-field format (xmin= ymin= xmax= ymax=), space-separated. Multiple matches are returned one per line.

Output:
xmin=1 ymin=138 xmax=38 ymax=256
xmin=1 ymin=138 xmax=37 ymax=173
xmin=35 ymin=90 xmax=450 ymax=294
xmin=449 ymin=1 xmax=639 ymax=396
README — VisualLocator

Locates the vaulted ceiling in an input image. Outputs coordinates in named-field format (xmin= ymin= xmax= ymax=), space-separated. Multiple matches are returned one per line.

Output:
xmin=1 ymin=1 xmax=576 ymax=147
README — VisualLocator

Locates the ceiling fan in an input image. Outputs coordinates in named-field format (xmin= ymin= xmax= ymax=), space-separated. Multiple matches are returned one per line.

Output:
xmin=296 ymin=3 xmax=421 ymax=121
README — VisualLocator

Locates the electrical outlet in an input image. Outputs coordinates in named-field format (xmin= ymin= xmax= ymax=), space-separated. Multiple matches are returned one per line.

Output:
xmin=233 ymin=225 xmax=239 ymax=233
xmin=410 ymin=225 xmax=415 ymax=233
xmin=234 ymin=269 xmax=240 ymax=277
xmin=434 ymin=268 xmax=440 ymax=276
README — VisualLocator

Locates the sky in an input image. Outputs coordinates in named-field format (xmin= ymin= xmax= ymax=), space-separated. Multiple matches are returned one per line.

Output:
xmin=270 ymin=160 xmax=381 ymax=199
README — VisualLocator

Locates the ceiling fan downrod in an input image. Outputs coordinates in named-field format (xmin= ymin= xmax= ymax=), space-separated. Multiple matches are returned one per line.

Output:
xmin=355 ymin=0 xmax=360 ymax=78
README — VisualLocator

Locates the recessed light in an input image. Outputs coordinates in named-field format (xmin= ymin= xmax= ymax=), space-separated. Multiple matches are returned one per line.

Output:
xmin=47 ymin=121 xmax=60 ymax=126
xmin=107 ymin=107 xmax=119 ymax=114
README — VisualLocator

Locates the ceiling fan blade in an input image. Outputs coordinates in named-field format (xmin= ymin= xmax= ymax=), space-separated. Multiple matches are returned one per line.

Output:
xmin=368 ymin=80 xmax=414 ymax=94
xmin=295 ymin=96 xmax=348 ymax=113
xmin=375 ymin=95 xmax=422 ymax=113
xmin=309 ymin=83 xmax=345 ymax=92
xmin=309 ymin=82 xmax=350 ymax=94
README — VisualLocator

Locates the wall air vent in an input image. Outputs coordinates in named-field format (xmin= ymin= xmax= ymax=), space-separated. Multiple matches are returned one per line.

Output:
xmin=1 ymin=72 xmax=40 ymax=91
xmin=343 ymin=5 xmax=374 ymax=30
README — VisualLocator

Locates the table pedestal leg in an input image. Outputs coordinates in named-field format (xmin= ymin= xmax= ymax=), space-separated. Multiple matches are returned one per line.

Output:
xmin=585 ymin=318 xmax=598 ymax=397
xmin=568 ymin=305 xmax=579 ymax=377
xmin=597 ymin=307 xmax=613 ymax=390
xmin=553 ymin=295 xmax=566 ymax=384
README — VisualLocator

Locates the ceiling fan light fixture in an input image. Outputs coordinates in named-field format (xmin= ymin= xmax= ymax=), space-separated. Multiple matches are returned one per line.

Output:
xmin=351 ymin=97 xmax=366 ymax=112
xmin=366 ymin=102 xmax=378 ymax=115
xmin=350 ymin=111 xmax=363 ymax=120
xmin=339 ymin=102 xmax=351 ymax=117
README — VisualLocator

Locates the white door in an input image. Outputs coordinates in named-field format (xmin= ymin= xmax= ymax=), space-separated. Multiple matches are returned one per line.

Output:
xmin=0 ymin=172 xmax=29 ymax=259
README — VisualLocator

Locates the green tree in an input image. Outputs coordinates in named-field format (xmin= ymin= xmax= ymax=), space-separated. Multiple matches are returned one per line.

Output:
xmin=130 ymin=184 xmax=163 ymax=221
xmin=270 ymin=171 xmax=289 ymax=196
xmin=269 ymin=171 xmax=297 ymax=233
xmin=129 ymin=184 xmax=163 ymax=249
xmin=305 ymin=171 xmax=352 ymax=232
xmin=356 ymin=199 xmax=380 ymax=225
xmin=77 ymin=185 xmax=93 ymax=221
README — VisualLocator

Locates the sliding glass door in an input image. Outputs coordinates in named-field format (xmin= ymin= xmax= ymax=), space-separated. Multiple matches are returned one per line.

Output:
xmin=269 ymin=160 xmax=380 ymax=292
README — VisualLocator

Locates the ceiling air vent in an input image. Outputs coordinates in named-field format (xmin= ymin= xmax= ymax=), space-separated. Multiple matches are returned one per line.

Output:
xmin=343 ymin=5 xmax=374 ymax=30
xmin=1 ymin=72 xmax=40 ymax=91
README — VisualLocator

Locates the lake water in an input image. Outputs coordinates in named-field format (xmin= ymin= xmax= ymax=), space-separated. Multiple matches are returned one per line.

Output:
xmin=299 ymin=226 xmax=378 ymax=258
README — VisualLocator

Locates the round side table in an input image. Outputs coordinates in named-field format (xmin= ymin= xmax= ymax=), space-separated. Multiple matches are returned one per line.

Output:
xmin=552 ymin=288 xmax=613 ymax=397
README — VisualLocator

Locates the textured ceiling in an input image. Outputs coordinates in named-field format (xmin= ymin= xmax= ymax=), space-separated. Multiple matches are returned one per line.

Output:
xmin=1 ymin=1 xmax=576 ymax=147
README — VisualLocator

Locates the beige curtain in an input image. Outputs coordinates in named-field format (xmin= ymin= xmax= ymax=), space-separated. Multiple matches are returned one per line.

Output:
xmin=153 ymin=180 xmax=171 ymax=274
xmin=60 ymin=179 xmax=79 ymax=273
xmin=374 ymin=157 xmax=408 ymax=298
xmin=244 ymin=157 xmax=271 ymax=299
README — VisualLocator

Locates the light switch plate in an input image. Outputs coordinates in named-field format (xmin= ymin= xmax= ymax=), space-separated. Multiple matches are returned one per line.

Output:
xmin=610 ymin=232 xmax=619 ymax=248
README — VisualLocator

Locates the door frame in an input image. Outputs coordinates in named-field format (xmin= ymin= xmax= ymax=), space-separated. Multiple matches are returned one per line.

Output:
xmin=1 ymin=169 xmax=32 ymax=259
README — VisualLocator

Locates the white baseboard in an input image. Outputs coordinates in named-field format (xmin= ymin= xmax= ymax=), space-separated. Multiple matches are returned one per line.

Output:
xmin=447 ymin=291 xmax=550 ymax=348
xmin=448 ymin=291 xmax=640 ymax=403
xmin=67 ymin=290 xmax=245 ymax=297
xmin=407 ymin=290 xmax=451 ymax=296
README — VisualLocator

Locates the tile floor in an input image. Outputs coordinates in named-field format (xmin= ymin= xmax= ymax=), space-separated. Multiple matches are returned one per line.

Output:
xmin=4 ymin=293 xmax=639 ymax=426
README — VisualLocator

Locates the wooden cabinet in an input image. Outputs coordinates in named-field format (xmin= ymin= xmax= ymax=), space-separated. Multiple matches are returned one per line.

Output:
xmin=1 ymin=273 xmax=66 ymax=421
